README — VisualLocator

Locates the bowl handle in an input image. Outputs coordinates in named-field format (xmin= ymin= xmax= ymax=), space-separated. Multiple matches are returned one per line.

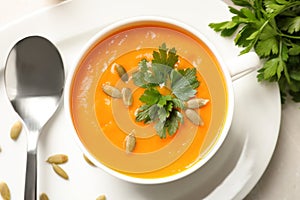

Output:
xmin=226 ymin=52 xmax=260 ymax=81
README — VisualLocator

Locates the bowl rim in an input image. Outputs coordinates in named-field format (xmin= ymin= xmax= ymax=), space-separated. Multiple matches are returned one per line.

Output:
xmin=64 ymin=15 xmax=234 ymax=184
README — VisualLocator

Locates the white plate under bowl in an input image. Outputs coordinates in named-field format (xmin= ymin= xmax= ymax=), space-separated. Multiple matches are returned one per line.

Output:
xmin=0 ymin=0 xmax=281 ymax=199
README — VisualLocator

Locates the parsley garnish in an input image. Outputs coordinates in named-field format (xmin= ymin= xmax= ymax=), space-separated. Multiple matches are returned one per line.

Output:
xmin=132 ymin=43 xmax=200 ymax=138
xmin=209 ymin=0 xmax=300 ymax=103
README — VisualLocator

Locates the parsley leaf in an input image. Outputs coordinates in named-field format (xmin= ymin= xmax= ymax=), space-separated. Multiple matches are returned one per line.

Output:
xmin=231 ymin=0 xmax=252 ymax=7
xmin=167 ymin=111 xmax=184 ymax=136
xmin=178 ymin=68 xmax=200 ymax=89
xmin=135 ymin=105 xmax=154 ymax=123
xmin=209 ymin=0 xmax=300 ymax=103
xmin=133 ymin=44 xmax=201 ymax=137
xmin=139 ymin=88 xmax=161 ymax=105
xmin=135 ymin=87 xmax=186 ymax=138
xmin=289 ymin=44 xmax=300 ymax=55
xmin=279 ymin=16 xmax=300 ymax=34
xmin=153 ymin=43 xmax=178 ymax=68
xmin=170 ymin=69 xmax=198 ymax=101
xmin=132 ymin=59 xmax=156 ymax=88
xmin=255 ymin=24 xmax=279 ymax=57
xmin=132 ymin=60 xmax=173 ymax=88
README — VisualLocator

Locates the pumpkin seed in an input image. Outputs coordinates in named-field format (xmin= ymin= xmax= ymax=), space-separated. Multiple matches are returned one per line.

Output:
xmin=96 ymin=194 xmax=106 ymax=200
xmin=46 ymin=154 xmax=68 ymax=164
xmin=39 ymin=193 xmax=49 ymax=200
xmin=83 ymin=154 xmax=96 ymax=167
xmin=185 ymin=109 xmax=204 ymax=126
xmin=114 ymin=63 xmax=128 ymax=82
xmin=52 ymin=164 xmax=69 ymax=180
xmin=0 ymin=181 xmax=11 ymax=200
xmin=122 ymin=87 xmax=133 ymax=107
xmin=125 ymin=131 xmax=136 ymax=153
xmin=186 ymin=98 xmax=209 ymax=109
xmin=10 ymin=120 xmax=22 ymax=141
xmin=102 ymin=84 xmax=122 ymax=98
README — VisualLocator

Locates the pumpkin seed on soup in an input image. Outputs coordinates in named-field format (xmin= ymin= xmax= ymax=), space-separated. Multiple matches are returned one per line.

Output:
xmin=186 ymin=98 xmax=209 ymax=109
xmin=10 ymin=120 xmax=22 ymax=141
xmin=114 ymin=63 xmax=128 ymax=82
xmin=125 ymin=131 xmax=136 ymax=153
xmin=185 ymin=109 xmax=204 ymax=126
xmin=46 ymin=154 xmax=68 ymax=164
xmin=102 ymin=84 xmax=122 ymax=98
xmin=122 ymin=87 xmax=133 ymax=107
xmin=0 ymin=181 xmax=11 ymax=200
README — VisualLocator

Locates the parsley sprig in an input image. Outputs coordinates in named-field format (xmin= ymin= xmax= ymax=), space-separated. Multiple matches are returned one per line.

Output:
xmin=133 ymin=43 xmax=200 ymax=138
xmin=209 ymin=0 xmax=300 ymax=102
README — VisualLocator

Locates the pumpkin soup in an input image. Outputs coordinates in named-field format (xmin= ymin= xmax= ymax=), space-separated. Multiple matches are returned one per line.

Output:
xmin=70 ymin=25 xmax=228 ymax=179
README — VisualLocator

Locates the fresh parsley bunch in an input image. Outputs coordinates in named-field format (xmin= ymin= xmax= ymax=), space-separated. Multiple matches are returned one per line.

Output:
xmin=209 ymin=0 xmax=300 ymax=102
xmin=133 ymin=43 xmax=200 ymax=138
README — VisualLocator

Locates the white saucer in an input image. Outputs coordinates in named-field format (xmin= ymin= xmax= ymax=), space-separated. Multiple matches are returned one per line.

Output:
xmin=0 ymin=0 xmax=281 ymax=199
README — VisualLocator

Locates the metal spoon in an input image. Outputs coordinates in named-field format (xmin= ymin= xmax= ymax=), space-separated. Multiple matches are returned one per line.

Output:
xmin=4 ymin=36 xmax=65 ymax=200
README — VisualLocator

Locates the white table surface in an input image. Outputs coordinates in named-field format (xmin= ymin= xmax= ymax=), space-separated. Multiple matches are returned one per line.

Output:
xmin=1 ymin=1 xmax=300 ymax=199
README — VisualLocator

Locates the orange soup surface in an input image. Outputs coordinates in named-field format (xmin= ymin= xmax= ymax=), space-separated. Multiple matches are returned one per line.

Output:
xmin=71 ymin=25 xmax=228 ymax=179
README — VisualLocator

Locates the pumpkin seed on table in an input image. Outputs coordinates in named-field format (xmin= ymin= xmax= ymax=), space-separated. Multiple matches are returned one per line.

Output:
xmin=102 ymin=84 xmax=122 ymax=98
xmin=114 ymin=63 xmax=129 ymax=82
xmin=0 ymin=181 xmax=11 ymax=200
xmin=83 ymin=154 xmax=96 ymax=167
xmin=39 ymin=193 xmax=49 ymax=200
xmin=10 ymin=120 xmax=22 ymax=141
xmin=46 ymin=154 xmax=68 ymax=164
xmin=96 ymin=194 xmax=106 ymax=200
xmin=125 ymin=130 xmax=136 ymax=153
xmin=51 ymin=164 xmax=69 ymax=180
xmin=122 ymin=87 xmax=133 ymax=107
xmin=185 ymin=98 xmax=209 ymax=109
xmin=185 ymin=109 xmax=204 ymax=126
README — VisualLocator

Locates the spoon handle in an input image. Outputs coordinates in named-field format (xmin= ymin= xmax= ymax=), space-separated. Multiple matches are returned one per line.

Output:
xmin=25 ymin=152 xmax=37 ymax=200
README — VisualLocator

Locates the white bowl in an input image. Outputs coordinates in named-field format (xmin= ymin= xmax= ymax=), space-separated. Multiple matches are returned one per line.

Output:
xmin=64 ymin=16 xmax=254 ymax=184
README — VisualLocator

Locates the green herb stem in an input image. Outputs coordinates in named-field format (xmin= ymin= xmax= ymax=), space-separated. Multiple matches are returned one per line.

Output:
xmin=210 ymin=0 xmax=300 ymax=103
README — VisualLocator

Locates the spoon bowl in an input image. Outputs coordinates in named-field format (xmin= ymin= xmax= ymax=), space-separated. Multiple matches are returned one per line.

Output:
xmin=4 ymin=36 xmax=65 ymax=200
